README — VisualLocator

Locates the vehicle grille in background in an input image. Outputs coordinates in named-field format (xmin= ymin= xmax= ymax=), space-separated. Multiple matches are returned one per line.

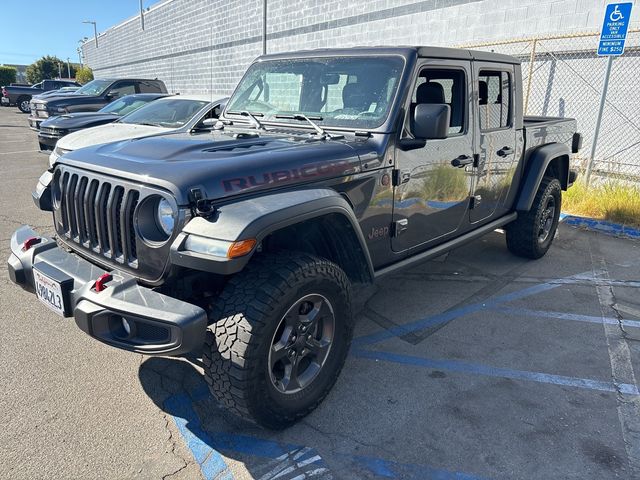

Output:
xmin=40 ymin=127 xmax=67 ymax=136
xmin=58 ymin=171 xmax=140 ymax=267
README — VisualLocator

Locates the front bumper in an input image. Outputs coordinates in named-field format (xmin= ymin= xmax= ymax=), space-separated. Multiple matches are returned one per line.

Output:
xmin=37 ymin=132 xmax=62 ymax=149
xmin=7 ymin=225 xmax=207 ymax=356
xmin=28 ymin=116 xmax=43 ymax=131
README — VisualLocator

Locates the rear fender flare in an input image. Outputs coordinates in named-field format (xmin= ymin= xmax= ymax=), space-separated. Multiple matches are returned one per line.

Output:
xmin=515 ymin=143 xmax=570 ymax=212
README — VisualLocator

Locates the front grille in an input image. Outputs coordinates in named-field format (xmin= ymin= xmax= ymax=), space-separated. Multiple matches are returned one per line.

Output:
xmin=40 ymin=127 xmax=66 ymax=136
xmin=57 ymin=170 xmax=140 ymax=267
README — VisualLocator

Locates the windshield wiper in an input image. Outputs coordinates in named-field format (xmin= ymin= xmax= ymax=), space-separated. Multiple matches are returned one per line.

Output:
xmin=227 ymin=110 xmax=266 ymax=130
xmin=275 ymin=114 xmax=343 ymax=139
xmin=137 ymin=121 xmax=163 ymax=127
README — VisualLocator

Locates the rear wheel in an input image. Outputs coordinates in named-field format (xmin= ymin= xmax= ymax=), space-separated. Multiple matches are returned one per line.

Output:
xmin=17 ymin=96 xmax=30 ymax=113
xmin=203 ymin=251 xmax=353 ymax=429
xmin=506 ymin=176 xmax=561 ymax=259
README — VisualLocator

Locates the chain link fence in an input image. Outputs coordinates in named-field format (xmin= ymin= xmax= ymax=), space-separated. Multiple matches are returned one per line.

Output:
xmin=460 ymin=30 xmax=640 ymax=184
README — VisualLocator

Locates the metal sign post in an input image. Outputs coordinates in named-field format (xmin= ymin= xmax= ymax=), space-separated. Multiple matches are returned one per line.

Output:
xmin=585 ymin=2 xmax=633 ymax=185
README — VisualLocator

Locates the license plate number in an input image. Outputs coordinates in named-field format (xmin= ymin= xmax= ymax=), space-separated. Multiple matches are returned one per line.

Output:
xmin=34 ymin=269 xmax=66 ymax=316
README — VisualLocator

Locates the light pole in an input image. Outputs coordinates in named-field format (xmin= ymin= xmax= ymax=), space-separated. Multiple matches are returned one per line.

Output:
xmin=66 ymin=58 xmax=71 ymax=78
xmin=83 ymin=20 xmax=98 ymax=48
xmin=77 ymin=47 xmax=83 ymax=67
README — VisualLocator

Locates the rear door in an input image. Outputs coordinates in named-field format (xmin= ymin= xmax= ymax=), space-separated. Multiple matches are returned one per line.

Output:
xmin=470 ymin=64 xmax=518 ymax=223
xmin=392 ymin=60 xmax=475 ymax=253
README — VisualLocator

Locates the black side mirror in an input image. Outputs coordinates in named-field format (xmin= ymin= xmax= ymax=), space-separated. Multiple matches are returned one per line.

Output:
xmin=192 ymin=118 xmax=218 ymax=131
xmin=106 ymin=92 xmax=119 ymax=100
xmin=413 ymin=103 xmax=450 ymax=140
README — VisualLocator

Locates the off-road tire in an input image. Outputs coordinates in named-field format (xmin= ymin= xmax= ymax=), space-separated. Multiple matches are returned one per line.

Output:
xmin=506 ymin=176 xmax=562 ymax=259
xmin=17 ymin=96 xmax=30 ymax=113
xmin=203 ymin=251 xmax=353 ymax=429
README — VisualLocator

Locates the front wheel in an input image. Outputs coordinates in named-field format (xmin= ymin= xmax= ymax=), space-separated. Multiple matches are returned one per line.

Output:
xmin=506 ymin=176 xmax=562 ymax=259
xmin=17 ymin=96 xmax=30 ymax=113
xmin=203 ymin=252 xmax=353 ymax=429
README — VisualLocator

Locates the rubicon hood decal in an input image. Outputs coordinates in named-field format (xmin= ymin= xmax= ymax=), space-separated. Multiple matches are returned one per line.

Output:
xmin=61 ymin=129 xmax=363 ymax=205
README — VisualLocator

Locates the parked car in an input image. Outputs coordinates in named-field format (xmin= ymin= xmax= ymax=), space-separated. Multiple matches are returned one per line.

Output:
xmin=33 ymin=86 xmax=81 ymax=100
xmin=1 ymin=79 xmax=80 ymax=112
xmin=10 ymin=46 xmax=580 ymax=429
xmin=48 ymin=95 xmax=225 ymax=168
xmin=28 ymin=78 xmax=168 ymax=130
xmin=37 ymin=93 xmax=169 ymax=150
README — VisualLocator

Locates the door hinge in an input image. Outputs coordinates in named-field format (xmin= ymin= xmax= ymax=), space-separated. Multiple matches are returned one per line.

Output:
xmin=390 ymin=219 xmax=409 ymax=237
xmin=473 ymin=153 xmax=480 ymax=168
xmin=392 ymin=169 xmax=411 ymax=186
xmin=469 ymin=195 xmax=482 ymax=209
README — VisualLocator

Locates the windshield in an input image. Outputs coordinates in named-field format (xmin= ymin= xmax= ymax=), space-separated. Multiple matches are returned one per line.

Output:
xmin=225 ymin=56 xmax=404 ymax=130
xmin=75 ymin=79 xmax=112 ymax=96
xmin=99 ymin=96 xmax=156 ymax=116
xmin=119 ymin=98 xmax=208 ymax=128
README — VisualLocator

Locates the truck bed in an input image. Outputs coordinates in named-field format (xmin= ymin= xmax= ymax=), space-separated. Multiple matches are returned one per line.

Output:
xmin=523 ymin=115 xmax=577 ymax=151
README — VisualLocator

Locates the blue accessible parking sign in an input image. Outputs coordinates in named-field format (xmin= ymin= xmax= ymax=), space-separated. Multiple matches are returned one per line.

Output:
xmin=598 ymin=2 xmax=634 ymax=56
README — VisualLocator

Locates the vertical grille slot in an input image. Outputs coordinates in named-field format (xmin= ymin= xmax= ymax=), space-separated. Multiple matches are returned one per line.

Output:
xmin=95 ymin=183 xmax=111 ymax=253
xmin=121 ymin=190 xmax=139 ymax=264
xmin=74 ymin=176 xmax=88 ymax=243
xmin=127 ymin=191 xmax=139 ymax=263
xmin=59 ymin=171 xmax=70 ymax=232
xmin=85 ymin=180 xmax=99 ymax=248
xmin=64 ymin=174 xmax=79 ymax=238
xmin=107 ymin=186 xmax=125 ymax=260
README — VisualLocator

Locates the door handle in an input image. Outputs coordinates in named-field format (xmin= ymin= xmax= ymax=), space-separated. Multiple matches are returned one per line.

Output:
xmin=497 ymin=146 xmax=515 ymax=157
xmin=451 ymin=155 xmax=474 ymax=168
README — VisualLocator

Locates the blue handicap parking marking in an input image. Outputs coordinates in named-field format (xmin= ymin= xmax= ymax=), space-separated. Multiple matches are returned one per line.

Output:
xmin=164 ymin=377 xmax=490 ymax=479
xmin=162 ymin=262 xmax=640 ymax=479
xmin=598 ymin=2 xmax=633 ymax=56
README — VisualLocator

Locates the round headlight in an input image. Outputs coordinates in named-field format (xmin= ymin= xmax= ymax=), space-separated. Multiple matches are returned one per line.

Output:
xmin=156 ymin=198 xmax=175 ymax=236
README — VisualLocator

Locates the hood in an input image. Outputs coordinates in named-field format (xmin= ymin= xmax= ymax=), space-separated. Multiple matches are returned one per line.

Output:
xmin=61 ymin=129 xmax=363 ymax=205
xmin=57 ymin=122 xmax=170 ymax=151
xmin=40 ymin=112 xmax=120 ymax=130
xmin=35 ymin=94 xmax=102 ymax=107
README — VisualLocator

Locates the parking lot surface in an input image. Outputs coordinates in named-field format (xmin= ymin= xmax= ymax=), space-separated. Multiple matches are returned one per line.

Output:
xmin=1 ymin=106 xmax=640 ymax=479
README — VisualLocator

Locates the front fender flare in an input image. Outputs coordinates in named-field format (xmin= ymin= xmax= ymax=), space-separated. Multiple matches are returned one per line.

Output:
xmin=170 ymin=188 xmax=374 ymax=279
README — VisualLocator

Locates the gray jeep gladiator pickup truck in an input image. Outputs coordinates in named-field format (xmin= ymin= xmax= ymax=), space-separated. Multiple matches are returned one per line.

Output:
xmin=8 ymin=47 xmax=580 ymax=429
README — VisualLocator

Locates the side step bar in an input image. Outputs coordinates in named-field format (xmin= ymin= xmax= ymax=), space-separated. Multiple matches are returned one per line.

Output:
xmin=374 ymin=213 xmax=518 ymax=279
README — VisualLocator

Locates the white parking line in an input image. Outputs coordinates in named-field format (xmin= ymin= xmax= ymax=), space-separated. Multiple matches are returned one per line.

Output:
xmin=589 ymin=239 xmax=640 ymax=478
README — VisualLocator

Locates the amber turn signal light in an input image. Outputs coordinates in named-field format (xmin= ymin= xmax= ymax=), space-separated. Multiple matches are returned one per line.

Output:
xmin=227 ymin=239 xmax=257 ymax=258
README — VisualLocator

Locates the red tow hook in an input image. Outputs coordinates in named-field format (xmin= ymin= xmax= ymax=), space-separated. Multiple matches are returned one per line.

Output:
xmin=22 ymin=236 xmax=42 ymax=251
xmin=93 ymin=273 xmax=113 ymax=293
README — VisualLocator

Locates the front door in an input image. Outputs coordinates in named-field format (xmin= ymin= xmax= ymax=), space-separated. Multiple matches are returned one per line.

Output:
xmin=470 ymin=64 xmax=518 ymax=223
xmin=392 ymin=60 xmax=475 ymax=253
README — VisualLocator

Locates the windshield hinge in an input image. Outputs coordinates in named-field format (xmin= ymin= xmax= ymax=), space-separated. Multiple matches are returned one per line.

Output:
xmin=189 ymin=188 xmax=216 ymax=217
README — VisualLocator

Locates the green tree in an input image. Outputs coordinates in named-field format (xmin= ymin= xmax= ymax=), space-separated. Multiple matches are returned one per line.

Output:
xmin=75 ymin=66 xmax=94 ymax=84
xmin=25 ymin=56 xmax=78 ymax=83
xmin=0 ymin=66 xmax=17 ymax=86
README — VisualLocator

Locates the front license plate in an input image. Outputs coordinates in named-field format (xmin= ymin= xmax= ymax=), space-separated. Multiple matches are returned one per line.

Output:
xmin=34 ymin=268 xmax=66 ymax=317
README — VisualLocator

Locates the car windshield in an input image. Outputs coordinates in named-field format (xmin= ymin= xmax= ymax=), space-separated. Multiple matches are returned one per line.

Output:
xmin=75 ymin=79 xmax=112 ymax=96
xmin=119 ymin=98 xmax=208 ymax=128
xmin=225 ymin=56 xmax=405 ymax=130
xmin=99 ymin=96 xmax=156 ymax=116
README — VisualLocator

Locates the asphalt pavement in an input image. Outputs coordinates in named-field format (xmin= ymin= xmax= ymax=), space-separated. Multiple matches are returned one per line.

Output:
xmin=1 ymin=106 xmax=640 ymax=479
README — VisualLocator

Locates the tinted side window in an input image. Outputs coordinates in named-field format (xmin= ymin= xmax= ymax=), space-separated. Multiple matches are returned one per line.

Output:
xmin=478 ymin=70 xmax=511 ymax=131
xmin=410 ymin=68 xmax=466 ymax=135
xmin=137 ymin=81 xmax=165 ymax=93
xmin=109 ymin=81 xmax=136 ymax=97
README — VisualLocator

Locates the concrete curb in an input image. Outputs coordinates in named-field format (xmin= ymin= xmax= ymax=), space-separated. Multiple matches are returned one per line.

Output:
xmin=560 ymin=213 xmax=640 ymax=240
